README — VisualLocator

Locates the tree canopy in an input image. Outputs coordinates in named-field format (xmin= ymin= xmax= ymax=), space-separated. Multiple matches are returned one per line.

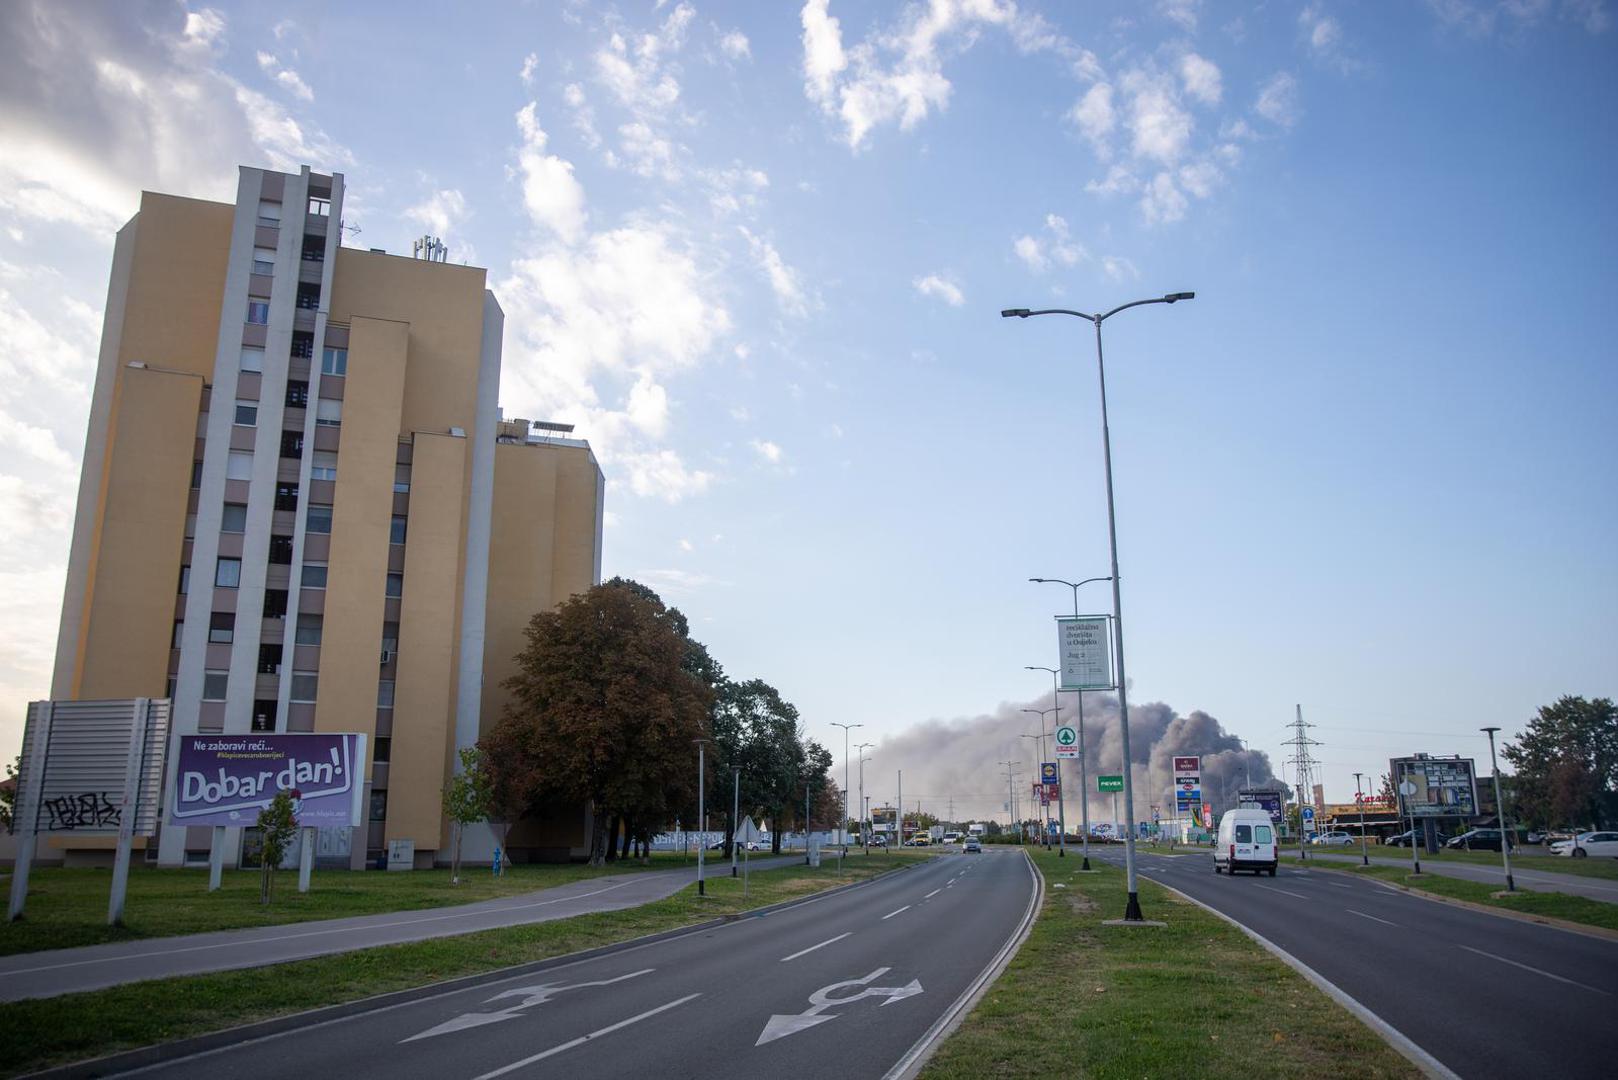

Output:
xmin=1502 ymin=695 xmax=1617 ymax=829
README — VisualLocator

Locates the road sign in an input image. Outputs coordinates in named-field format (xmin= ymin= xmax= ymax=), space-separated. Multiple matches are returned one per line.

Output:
xmin=1040 ymin=762 xmax=1059 ymax=786
xmin=1054 ymin=724 xmax=1080 ymax=759
xmin=1098 ymin=774 xmax=1124 ymax=793
xmin=1056 ymin=615 xmax=1114 ymax=690
xmin=735 ymin=816 xmax=762 ymax=843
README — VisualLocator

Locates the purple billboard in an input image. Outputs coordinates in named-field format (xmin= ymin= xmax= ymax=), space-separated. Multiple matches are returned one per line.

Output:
xmin=169 ymin=733 xmax=368 ymax=827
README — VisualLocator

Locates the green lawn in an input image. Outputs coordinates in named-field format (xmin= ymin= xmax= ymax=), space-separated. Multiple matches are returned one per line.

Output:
xmin=0 ymin=849 xmax=766 ymax=956
xmin=1285 ymin=858 xmax=1618 ymax=933
xmin=0 ymin=850 xmax=931 ymax=1078
xmin=1350 ymin=847 xmax=1618 ymax=880
xmin=921 ymin=849 xmax=1421 ymax=1080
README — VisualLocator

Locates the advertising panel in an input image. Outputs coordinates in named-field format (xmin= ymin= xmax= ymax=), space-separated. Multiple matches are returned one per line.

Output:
xmin=169 ymin=733 xmax=368 ymax=827
xmin=1173 ymin=754 xmax=1201 ymax=814
xmin=1237 ymin=789 xmax=1284 ymax=825
xmin=1097 ymin=774 xmax=1124 ymax=793
xmin=1040 ymin=762 xmax=1059 ymax=786
xmin=1054 ymin=724 xmax=1080 ymax=759
xmin=1056 ymin=616 xmax=1114 ymax=690
xmin=1389 ymin=756 xmax=1478 ymax=818
xmin=14 ymin=699 xmax=169 ymax=836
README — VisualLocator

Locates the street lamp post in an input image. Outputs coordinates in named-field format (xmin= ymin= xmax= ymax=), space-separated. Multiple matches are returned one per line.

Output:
xmin=1005 ymin=292 xmax=1195 ymax=922
xmin=831 ymin=722 xmax=862 ymax=874
xmin=1019 ymin=730 xmax=1048 ymax=848
xmin=1482 ymin=727 xmax=1516 ymax=892
xmin=999 ymin=760 xmax=1020 ymax=840
xmin=731 ymin=766 xmax=741 ymax=877
xmin=1354 ymin=771 xmax=1369 ymax=867
xmin=856 ymin=742 xmax=875 ymax=853
xmin=694 ymin=738 xmax=709 ymax=897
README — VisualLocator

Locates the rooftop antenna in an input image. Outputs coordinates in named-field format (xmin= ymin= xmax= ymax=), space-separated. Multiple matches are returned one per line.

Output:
xmin=340 ymin=219 xmax=361 ymax=241
xmin=413 ymin=235 xmax=447 ymax=263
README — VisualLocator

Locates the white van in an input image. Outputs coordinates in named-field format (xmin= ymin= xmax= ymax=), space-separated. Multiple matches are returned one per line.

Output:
xmin=1214 ymin=808 xmax=1278 ymax=876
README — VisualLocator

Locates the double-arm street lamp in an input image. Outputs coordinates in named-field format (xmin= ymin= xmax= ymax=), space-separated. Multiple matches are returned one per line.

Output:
xmin=856 ymin=743 xmax=875 ymax=852
xmin=831 ymin=722 xmax=861 ymax=868
xmin=1004 ymin=292 xmax=1195 ymax=922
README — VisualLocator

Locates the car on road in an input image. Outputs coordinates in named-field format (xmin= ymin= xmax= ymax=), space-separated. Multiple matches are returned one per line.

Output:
xmin=1310 ymin=831 xmax=1356 ymax=846
xmin=963 ymin=837 xmax=982 ymax=853
xmin=1445 ymin=828 xmax=1514 ymax=852
xmin=1214 ymin=808 xmax=1278 ymax=876
xmin=1551 ymin=831 xmax=1618 ymax=858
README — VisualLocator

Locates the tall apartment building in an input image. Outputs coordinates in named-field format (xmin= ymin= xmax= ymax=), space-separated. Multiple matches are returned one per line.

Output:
xmin=50 ymin=165 xmax=604 ymax=868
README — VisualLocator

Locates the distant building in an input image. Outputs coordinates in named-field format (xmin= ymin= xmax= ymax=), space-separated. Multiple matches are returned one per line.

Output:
xmin=50 ymin=165 xmax=603 ymax=868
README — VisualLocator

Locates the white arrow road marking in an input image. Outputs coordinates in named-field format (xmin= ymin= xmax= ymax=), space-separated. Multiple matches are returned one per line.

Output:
xmin=474 ymin=993 xmax=702 ymax=1079
xmin=402 ymin=968 xmax=654 ymax=1042
xmin=756 ymin=967 xmax=925 ymax=1046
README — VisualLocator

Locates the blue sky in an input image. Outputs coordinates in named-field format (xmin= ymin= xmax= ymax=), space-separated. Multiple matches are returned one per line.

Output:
xmin=1 ymin=1 xmax=1613 ymax=823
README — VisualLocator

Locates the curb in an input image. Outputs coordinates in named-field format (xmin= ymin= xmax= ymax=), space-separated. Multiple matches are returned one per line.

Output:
xmin=22 ymin=858 xmax=929 ymax=1079
xmin=1291 ymin=861 xmax=1618 ymax=944
xmin=883 ymin=849 xmax=1043 ymax=1080
xmin=1138 ymin=870 xmax=1460 ymax=1080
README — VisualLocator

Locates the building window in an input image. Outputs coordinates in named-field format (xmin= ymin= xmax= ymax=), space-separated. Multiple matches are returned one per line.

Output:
xmin=290 ymin=671 xmax=319 ymax=702
xmin=227 ymin=450 xmax=253 ymax=481
xmin=295 ymin=613 xmax=323 ymax=646
xmin=280 ymin=431 xmax=304 ymax=459
xmin=172 ymin=620 xmax=184 ymax=648
xmin=221 ymin=503 xmax=248 ymax=533
xmin=202 ymin=670 xmax=229 ymax=701
xmin=315 ymin=399 xmax=342 ymax=427
xmin=301 ymin=235 xmax=325 ymax=262
xmin=264 ymin=588 xmax=288 ymax=619
xmin=246 ymin=301 xmax=269 ymax=325
xmin=385 ymin=572 xmax=403 ymax=598
xmin=369 ymin=790 xmax=388 ymax=822
xmin=252 ymin=700 xmax=278 ymax=733
xmin=208 ymin=611 xmax=235 ymax=644
xmin=308 ymin=195 xmax=331 ymax=217
xmin=268 ymin=534 xmax=294 ymax=564
xmin=306 ymin=504 xmax=333 ymax=534
xmin=252 ymin=247 xmax=276 ymax=275
xmin=373 ymin=737 xmax=390 ymax=763
xmin=377 ymin=680 xmax=395 ymax=708
xmin=234 ymin=399 xmax=258 ymax=426
xmin=381 ymin=623 xmax=399 ymax=655
xmin=257 ymin=199 xmax=282 ymax=227
xmin=295 ymin=283 xmax=320 ymax=310
xmin=240 ymin=346 xmax=265 ymax=373
xmin=321 ymin=347 xmax=348 ymax=376
xmin=310 ymin=451 xmax=337 ymax=481
xmin=302 ymin=563 xmax=328 ymax=589
xmin=389 ymin=515 xmax=407 ymax=545
xmin=275 ymin=482 xmax=299 ymax=511
xmin=291 ymin=331 xmax=314 ymax=360
xmin=191 ymin=460 xmax=203 ymax=488
xmin=286 ymin=380 xmax=309 ymax=408
xmin=215 ymin=557 xmax=242 ymax=588
xmin=179 ymin=564 xmax=191 ymax=594
xmin=258 ymin=643 xmax=283 ymax=674
xmin=393 ymin=463 xmax=411 ymax=493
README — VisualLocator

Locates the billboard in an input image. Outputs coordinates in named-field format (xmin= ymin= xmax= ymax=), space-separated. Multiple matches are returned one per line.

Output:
xmin=1390 ymin=756 xmax=1478 ymax=818
xmin=1237 ymin=788 xmax=1284 ymax=825
xmin=1056 ymin=616 xmax=1114 ymax=690
xmin=1174 ymin=755 xmax=1201 ymax=814
xmin=170 ymin=733 xmax=368 ymax=827
xmin=14 ymin=699 xmax=169 ymax=836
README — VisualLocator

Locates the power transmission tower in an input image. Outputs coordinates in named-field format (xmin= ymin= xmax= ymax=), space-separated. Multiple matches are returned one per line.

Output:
xmin=1282 ymin=704 xmax=1322 ymax=862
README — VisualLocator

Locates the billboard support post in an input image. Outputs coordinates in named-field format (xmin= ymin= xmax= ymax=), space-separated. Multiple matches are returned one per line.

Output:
xmin=8 ymin=702 xmax=51 ymax=923
xmin=208 ymin=827 xmax=227 ymax=891
xmin=107 ymin=698 xmax=153 ymax=926
xmin=297 ymin=826 xmax=315 ymax=893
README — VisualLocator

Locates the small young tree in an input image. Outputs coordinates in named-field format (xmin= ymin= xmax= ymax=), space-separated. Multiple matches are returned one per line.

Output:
xmin=1 ymin=755 xmax=19 ymax=831
xmin=443 ymin=746 xmax=493 ymax=885
xmin=256 ymin=791 xmax=297 ymax=905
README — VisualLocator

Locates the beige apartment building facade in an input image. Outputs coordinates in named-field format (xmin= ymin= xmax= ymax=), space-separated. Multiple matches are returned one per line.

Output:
xmin=51 ymin=165 xmax=603 ymax=868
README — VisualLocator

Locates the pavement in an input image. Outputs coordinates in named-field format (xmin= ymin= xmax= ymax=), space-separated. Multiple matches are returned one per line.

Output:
xmin=0 ymin=854 xmax=806 ymax=1003
xmin=1097 ymin=847 xmax=1618 ymax=1080
xmin=82 ymin=849 xmax=1035 ymax=1080
xmin=1294 ymin=848 xmax=1618 ymax=904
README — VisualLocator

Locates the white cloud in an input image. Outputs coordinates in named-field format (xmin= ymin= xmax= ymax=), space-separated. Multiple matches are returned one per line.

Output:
xmin=255 ymin=51 xmax=314 ymax=102
xmin=1013 ymin=234 xmax=1046 ymax=272
xmin=514 ymin=103 xmax=587 ymax=243
xmin=913 ymin=273 xmax=965 ymax=306
xmin=751 ymin=438 xmax=784 ymax=464
xmin=520 ymin=52 xmax=539 ymax=87
xmin=619 ymin=449 xmax=714 ymax=502
xmin=679 ymin=537 xmax=694 ymax=551
xmin=562 ymin=82 xmax=602 ymax=150
xmin=1300 ymin=5 xmax=1342 ymax=53
xmin=1177 ymin=160 xmax=1222 ymax=199
xmin=591 ymin=5 xmax=697 ymax=177
xmin=720 ymin=30 xmax=752 ymax=60
xmin=1069 ymin=82 xmax=1116 ymax=156
xmin=1424 ymin=0 xmax=1606 ymax=35
xmin=1121 ymin=68 xmax=1193 ymax=165
xmin=1140 ymin=171 xmax=1188 ymax=224
xmin=1084 ymin=164 xmax=1138 ymax=197
xmin=404 ymin=188 xmax=468 ymax=237
xmin=738 ymin=226 xmax=810 ymax=317
xmin=1012 ymin=214 xmax=1084 ymax=273
xmin=1179 ymin=53 xmax=1222 ymax=105
xmin=1102 ymin=255 xmax=1140 ymax=281
xmin=1157 ymin=0 xmax=1202 ymax=31
xmin=182 ymin=8 xmax=227 ymax=51
xmin=626 ymin=375 xmax=670 ymax=437
xmin=1255 ymin=71 xmax=1301 ymax=128
xmin=729 ymin=405 xmax=751 ymax=422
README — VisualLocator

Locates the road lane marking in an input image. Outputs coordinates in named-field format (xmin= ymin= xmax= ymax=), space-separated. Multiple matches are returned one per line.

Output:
xmin=779 ymin=933 xmax=852 ymax=963
xmin=1328 ymin=882 xmax=1352 ymax=889
xmin=1252 ymin=884 xmax=1310 ymax=900
xmin=881 ymin=905 xmax=911 ymax=920
xmin=403 ymin=968 xmax=654 ymax=1042
xmin=924 ymin=889 xmax=941 ymax=899
xmin=473 ymin=993 xmax=702 ymax=1079
xmin=756 ymin=967 xmax=924 ymax=1045
xmin=1457 ymin=945 xmax=1613 ymax=996
xmin=1345 ymin=909 xmax=1400 ymax=927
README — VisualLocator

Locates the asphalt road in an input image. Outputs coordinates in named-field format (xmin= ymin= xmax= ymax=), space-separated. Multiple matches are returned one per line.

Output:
xmin=1096 ymin=847 xmax=1618 ymax=1080
xmin=113 ymin=849 xmax=1036 ymax=1080
xmin=1297 ymin=848 xmax=1618 ymax=904
xmin=0 ymin=856 xmax=806 ymax=1002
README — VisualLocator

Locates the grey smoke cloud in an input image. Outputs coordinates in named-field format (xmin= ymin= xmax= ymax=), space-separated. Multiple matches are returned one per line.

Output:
xmin=856 ymin=692 xmax=1289 ymax=826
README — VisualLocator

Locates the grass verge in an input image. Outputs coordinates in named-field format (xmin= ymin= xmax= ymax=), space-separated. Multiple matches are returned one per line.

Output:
xmin=0 ymin=850 xmax=930 ymax=1078
xmin=2 ymin=851 xmax=720 ymax=956
xmin=920 ymin=849 xmax=1421 ymax=1080
xmin=1286 ymin=859 xmax=1618 ymax=933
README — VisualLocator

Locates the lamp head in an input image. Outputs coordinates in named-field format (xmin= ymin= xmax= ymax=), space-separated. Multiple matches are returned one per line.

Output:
xmin=1163 ymin=292 xmax=1195 ymax=303
xmin=1001 ymin=308 xmax=1031 ymax=318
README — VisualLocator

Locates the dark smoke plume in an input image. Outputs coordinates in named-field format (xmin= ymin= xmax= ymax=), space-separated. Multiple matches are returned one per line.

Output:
xmin=857 ymin=692 xmax=1288 ymax=827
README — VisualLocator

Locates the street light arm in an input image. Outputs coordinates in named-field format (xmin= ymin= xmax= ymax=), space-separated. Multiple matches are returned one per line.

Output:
xmin=1002 ymin=307 xmax=1094 ymax=322
xmin=1099 ymin=293 xmax=1195 ymax=322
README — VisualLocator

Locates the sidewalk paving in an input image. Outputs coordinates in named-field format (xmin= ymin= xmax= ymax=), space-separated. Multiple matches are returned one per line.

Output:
xmin=1298 ymin=849 xmax=1618 ymax=904
xmin=0 ymin=853 xmax=805 ymax=1002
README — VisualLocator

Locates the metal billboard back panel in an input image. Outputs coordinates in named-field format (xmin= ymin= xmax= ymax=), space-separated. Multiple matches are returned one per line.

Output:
xmin=15 ymin=699 xmax=169 ymax=836
xmin=1389 ymin=756 xmax=1479 ymax=818
xmin=1056 ymin=615 xmax=1115 ymax=690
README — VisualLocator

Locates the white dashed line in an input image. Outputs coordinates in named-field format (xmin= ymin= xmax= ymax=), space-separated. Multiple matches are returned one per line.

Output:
xmin=881 ymin=906 xmax=911 ymax=920
xmin=779 ymin=933 xmax=852 ymax=963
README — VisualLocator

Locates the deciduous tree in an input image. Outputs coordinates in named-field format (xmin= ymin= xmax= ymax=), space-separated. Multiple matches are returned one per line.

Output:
xmin=1502 ymin=696 xmax=1617 ymax=828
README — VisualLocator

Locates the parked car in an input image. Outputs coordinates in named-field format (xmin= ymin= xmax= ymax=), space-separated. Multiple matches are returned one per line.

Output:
xmin=1214 ymin=808 xmax=1278 ymax=876
xmin=963 ymin=837 xmax=983 ymax=853
xmin=1310 ymin=831 xmax=1355 ymax=846
xmin=1445 ymin=828 xmax=1513 ymax=852
xmin=1525 ymin=830 xmax=1549 ymax=845
xmin=1551 ymin=832 xmax=1618 ymax=858
xmin=1385 ymin=828 xmax=1450 ymax=847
